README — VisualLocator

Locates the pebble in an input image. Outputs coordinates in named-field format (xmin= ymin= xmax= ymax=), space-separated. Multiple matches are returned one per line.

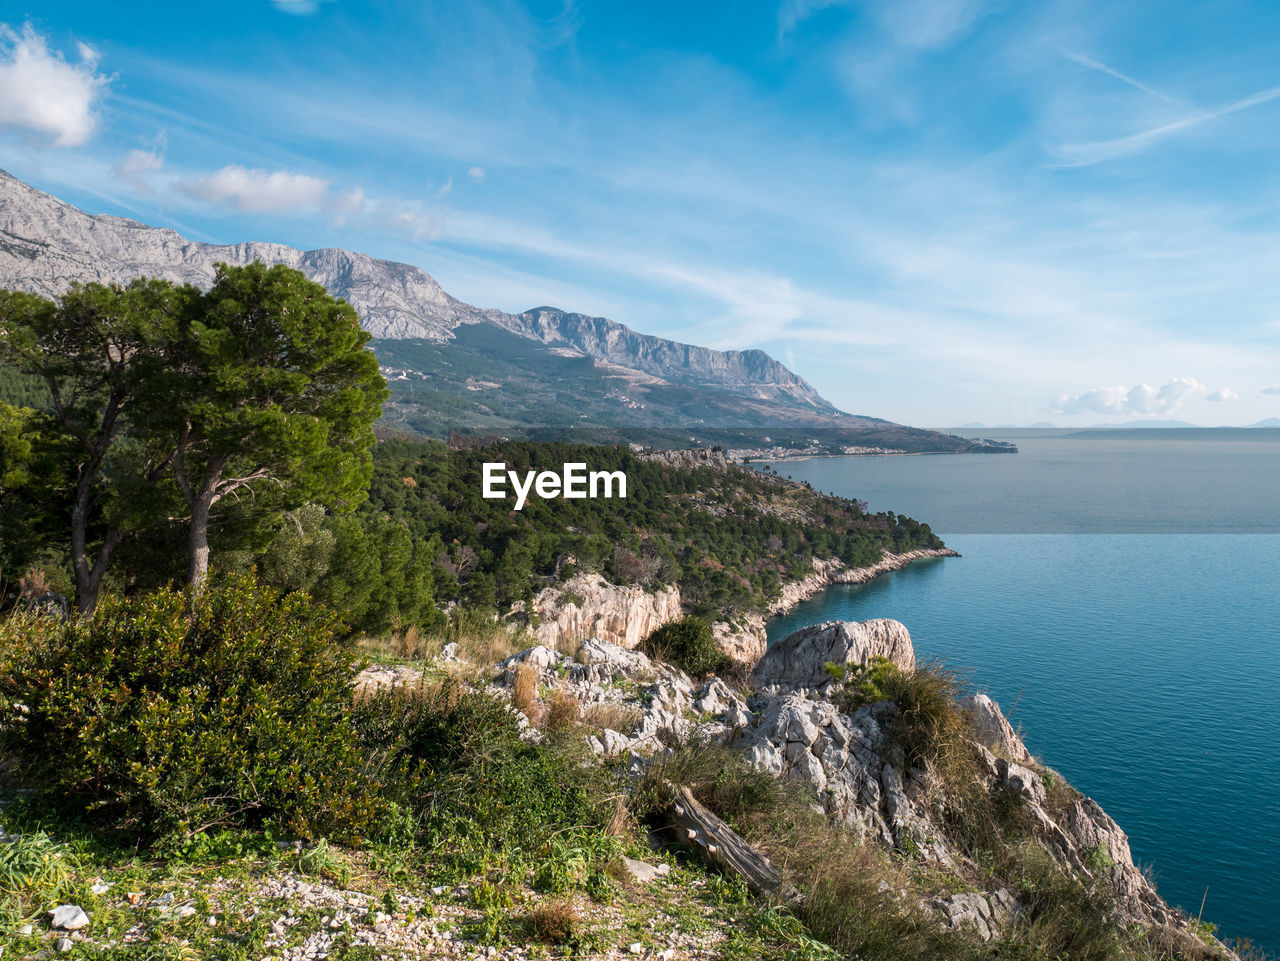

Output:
xmin=49 ymin=905 xmax=90 ymax=931
xmin=629 ymin=943 xmax=645 ymax=954
xmin=55 ymin=939 xmax=73 ymax=953
xmin=18 ymin=923 xmax=33 ymax=935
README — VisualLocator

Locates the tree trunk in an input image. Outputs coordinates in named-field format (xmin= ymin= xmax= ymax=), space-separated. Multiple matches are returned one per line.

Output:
xmin=69 ymin=469 xmax=121 ymax=615
xmin=668 ymin=785 xmax=804 ymax=906
xmin=188 ymin=489 xmax=216 ymax=594
xmin=184 ymin=453 xmax=229 ymax=594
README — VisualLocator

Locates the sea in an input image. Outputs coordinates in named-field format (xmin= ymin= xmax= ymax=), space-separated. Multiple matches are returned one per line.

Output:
xmin=759 ymin=429 xmax=1280 ymax=953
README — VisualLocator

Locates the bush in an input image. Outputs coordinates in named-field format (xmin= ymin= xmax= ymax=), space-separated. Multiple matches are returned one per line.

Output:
xmin=529 ymin=897 xmax=579 ymax=944
xmin=353 ymin=679 xmax=615 ymax=859
xmin=833 ymin=657 xmax=967 ymax=767
xmin=641 ymin=616 xmax=729 ymax=677
xmin=0 ymin=578 xmax=391 ymax=842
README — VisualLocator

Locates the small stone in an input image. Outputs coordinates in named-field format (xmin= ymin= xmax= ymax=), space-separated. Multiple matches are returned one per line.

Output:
xmin=90 ymin=880 xmax=110 ymax=895
xmin=208 ymin=916 xmax=218 ymax=926
xmin=55 ymin=939 xmax=74 ymax=954
xmin=628 ymin=943 xmax=645 ymax=955
xmin=176 ymin=905 xmax=197 ymax=918
xmin=18 ymin=923 xmax=33 ymax=935
xmin=622 ymin=857 xmax=668 ymax=883
xmin=49 ymin=905 xmax=90 ymax=931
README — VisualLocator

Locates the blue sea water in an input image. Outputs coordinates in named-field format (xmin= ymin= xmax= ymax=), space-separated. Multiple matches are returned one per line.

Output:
xmin=761 ymin=432 xmax=1280 ymax=952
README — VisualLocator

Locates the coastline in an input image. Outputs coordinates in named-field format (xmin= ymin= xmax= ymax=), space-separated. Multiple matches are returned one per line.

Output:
xmin=714 ymin=546 xmax=959 ymax=662
xmin=769 ymin=546 xmax=960 ymax=617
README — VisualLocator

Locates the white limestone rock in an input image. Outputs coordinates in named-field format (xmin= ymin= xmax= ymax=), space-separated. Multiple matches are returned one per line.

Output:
xmin=752 ymin=619 xmax=915 ymax=691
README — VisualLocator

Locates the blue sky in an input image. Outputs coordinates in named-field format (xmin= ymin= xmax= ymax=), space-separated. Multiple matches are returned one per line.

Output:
xmin=3 ymin=0 xmax=1280 ymax=426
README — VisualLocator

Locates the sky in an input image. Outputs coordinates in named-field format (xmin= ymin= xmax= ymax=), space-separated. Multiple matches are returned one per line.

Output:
xmin=2 ymin=0 xmax=1280 ymax=427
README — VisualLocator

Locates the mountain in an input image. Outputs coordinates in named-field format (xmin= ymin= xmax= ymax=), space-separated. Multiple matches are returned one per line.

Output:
xmin=1250 ymin=417 xmax=1280 ymax=427
xmin=0 ymin=170 xmax=1000 ymax=452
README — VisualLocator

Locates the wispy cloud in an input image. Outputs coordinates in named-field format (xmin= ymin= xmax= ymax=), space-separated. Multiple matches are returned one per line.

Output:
xmin=1062 ymin=50 xmax=1178 ymax=104
xmin=777 ymin=0 xmax=849 ymax=41
xmin=0 ymin=23 xmax=108 ymax=147
xmin=1206 ymin=387 xmax=1239 ymax=402
xmin=270 ymin=0 xmax=332 ymax=15
xmin=1261 ymin=386 xmax=1280 ymax=396
xmin=1057 ymin=83 xmax=1280 ymax=166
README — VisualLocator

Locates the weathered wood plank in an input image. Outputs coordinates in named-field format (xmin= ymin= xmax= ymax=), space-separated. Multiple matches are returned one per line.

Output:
xmin=668 ymin=785 xmax=803 ymax=906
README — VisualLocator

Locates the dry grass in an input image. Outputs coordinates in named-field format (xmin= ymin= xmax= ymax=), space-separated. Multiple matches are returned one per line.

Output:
xmin=544 ymin=688 xmax=581 ymax=732
xmin=529 ymin=897 xmax=579 ymax=944
xmin=396 ymin=623 xmax=424 ymax=660
xmin=17 ymin=568 xmax=51 ymax=599
xmin=512 ymin=662 xmax=540 ymax=722
xmin=580 ymin=700 xmax=642 ymax=734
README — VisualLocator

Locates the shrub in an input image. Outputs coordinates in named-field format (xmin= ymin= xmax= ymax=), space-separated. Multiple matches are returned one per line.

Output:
xmin=833 ymin=657 xmax=967 ymax=768
xmin=529 ymin=897 xmax=579 ymax=944
xmin=0 ymin=578 xmax=391 ymax=842
xmin=352 ymin=679 xmax=615 ymax=858
xmin=641 ymin=616 xmax=728 ymax=677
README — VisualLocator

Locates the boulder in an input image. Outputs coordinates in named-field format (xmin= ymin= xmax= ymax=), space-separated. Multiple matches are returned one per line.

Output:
xmin=968 ymin=694 xmax=1032 ymax=763
xmin=752 ymin=619 xmax=915 ymax=691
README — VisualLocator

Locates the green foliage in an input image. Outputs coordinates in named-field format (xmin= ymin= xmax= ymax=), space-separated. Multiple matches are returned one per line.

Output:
xmin=0 ymin=267 xmax=387 ymax=604
xmin=353 ymin=680 xmax=617 ymax=887
xmin=641 ymin=616 xmax=729 ymax=677
xmin=833 ymin=657 xmax=968 ymax=768
xmin=295 ymin=838 xmax=352 ymax=886
xmin=0 ymin=578 xmax=391 ymax=841
xmin=831 ymin=656 xmax=900 ymax=711
xmin=354 ymin=437 xmax=943 ymax=620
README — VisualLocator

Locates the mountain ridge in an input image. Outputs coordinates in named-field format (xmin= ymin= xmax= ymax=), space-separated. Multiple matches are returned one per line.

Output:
xmin=0 ymin=169 xmax=1007 ymax=451
xmin=0 ymin=168 xmax=839 ymax=416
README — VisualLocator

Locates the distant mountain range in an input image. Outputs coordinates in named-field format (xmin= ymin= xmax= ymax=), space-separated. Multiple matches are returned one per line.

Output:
xmin=955 ymin=419 xmax=1280 ymax=430
xmin=0 ymin=169 xmax=1002 ymax=454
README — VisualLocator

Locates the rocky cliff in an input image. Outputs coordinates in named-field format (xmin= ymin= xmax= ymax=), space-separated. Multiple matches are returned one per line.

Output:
xmin=480 ymin=620 xmax=1236 ymax=959
xmin=528 ymin=573 xmax=682 ymax=652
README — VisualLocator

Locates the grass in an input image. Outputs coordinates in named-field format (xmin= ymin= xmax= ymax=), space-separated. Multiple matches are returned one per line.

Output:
xmin=0 ymin=829 xmax=84 ymax=923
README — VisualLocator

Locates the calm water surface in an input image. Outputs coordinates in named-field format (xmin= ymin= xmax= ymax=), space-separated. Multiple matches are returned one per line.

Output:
xmin=762 ymin=432 xmax=1280 ymax=951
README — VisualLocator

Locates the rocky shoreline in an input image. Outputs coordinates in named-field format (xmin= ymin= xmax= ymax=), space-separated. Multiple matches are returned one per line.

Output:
xmin=391 ymin=614 xmax=1234 ymax=959
xmin=713 ymin=547 xmax=959 ymax=662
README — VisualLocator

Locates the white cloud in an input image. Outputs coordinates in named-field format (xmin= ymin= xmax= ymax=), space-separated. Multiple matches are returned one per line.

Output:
xmin=179 ymin=165 xmax=331 ymax=213
xmin=1205 ymin=387 xmax=1239 ymax=402
xmin=0 ymin=24 xmax=108 ymax=147
xmin=467 ymin=166 xmax=486 ymax=182
xmin=115 ymin=147 xmax=164 ymax=182
xmin=1263 ymin=386 xmax=1280 ymax=396
xmin=328 ymin=185 xmax=366 ymax=226
xmin=1052 ymin=378 xmax=1205 ymax=416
